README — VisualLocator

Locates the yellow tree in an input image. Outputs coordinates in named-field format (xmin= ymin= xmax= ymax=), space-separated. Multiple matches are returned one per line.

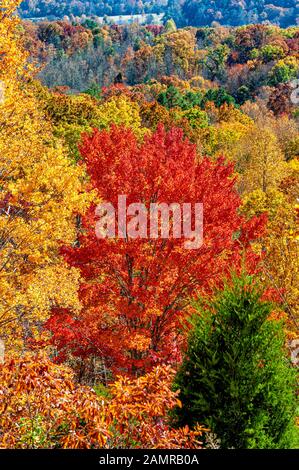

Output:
xmin=236 ymin=126 xmax=288 ymax=194
xmin=0 ymin=0 xmax=89 ymax=352
xmin=241 ymin=100 xmax=299 ymax=162
xmin=241 ymin=176 xmax=299 ymax=332
xmin=37 ymin=89 xmax=148 ymax=159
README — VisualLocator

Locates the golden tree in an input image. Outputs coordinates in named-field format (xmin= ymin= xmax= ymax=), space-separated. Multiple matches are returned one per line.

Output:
xmin=0 ymin=355 xmax=206 ymax=449
xmin=0 ymin=0 xmax=89 ymax=352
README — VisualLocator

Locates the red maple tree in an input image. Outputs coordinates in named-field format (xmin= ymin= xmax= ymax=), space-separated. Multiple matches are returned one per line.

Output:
xmin=47 ymin=125 xmax=265 ymax=376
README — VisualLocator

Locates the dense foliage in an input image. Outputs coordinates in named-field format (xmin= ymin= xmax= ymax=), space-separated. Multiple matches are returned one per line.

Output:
xmin=1 ymin=354 xmax=206 ymax=448
xmin=166 ymin=0 xmax=299 ymax=28
xmin=19 ymin=0 xmax=167 ymax=19
xmin=22 ymin=19 xmax=299 ymax=108
xmin=47 ymin=125 xmax=264 ymax=376
xmin=173 ymin=275 xmax=298 ymax=449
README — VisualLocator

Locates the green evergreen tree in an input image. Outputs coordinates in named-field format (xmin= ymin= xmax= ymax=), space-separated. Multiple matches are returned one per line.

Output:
xmin=157 ymin=85 xmax=184 ymax=109
xmin=173 ymin=275 xmax=298 ymax=449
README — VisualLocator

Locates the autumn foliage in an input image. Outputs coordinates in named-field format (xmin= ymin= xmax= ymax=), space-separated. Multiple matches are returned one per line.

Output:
xmin=0 ymin=0 xmax=298 ymax=451
xmin=0 ymin=356 xmax=206 ymax=449
xmin=0 ymin=354 xmax=109 ymax=449
xmin=47 ymin=124 xmax=265 ymax=376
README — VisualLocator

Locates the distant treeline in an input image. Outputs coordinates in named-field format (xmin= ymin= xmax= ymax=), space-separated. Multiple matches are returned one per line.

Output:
xmin=19 ymin=1 xmax=167 ymax=19
xmin=19 ymin=1 xmax=298 ymax=27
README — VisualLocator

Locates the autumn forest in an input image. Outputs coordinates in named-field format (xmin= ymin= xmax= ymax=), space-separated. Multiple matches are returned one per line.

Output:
xmin=0 ymin=0 xmax=298 ymax=453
